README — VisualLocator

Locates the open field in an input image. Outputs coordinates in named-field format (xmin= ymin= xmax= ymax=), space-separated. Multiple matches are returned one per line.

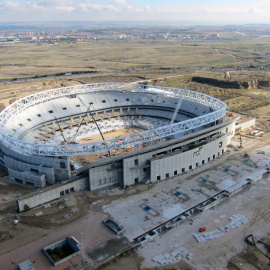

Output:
xmin=0 ymin=67 xmax=269 ymax=117
xmin=1 ymin=38 xmax=270 ymax=80
xmin=0 ymin=37 xmax=270 ymax=117
xmin=0 ymin=35 xmax=270 ymax=269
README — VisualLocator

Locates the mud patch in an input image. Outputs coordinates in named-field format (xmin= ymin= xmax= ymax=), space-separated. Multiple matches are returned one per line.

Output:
xmin=227 ymin=245 xmax=270 ymax=270
xmin=0 ymin=231 xmax=14 ymax=243
xmin=88 ymin=237 xmax=130 ymax=264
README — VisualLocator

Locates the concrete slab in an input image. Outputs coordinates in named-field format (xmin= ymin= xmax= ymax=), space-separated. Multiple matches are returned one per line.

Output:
xmin=151 ymin=246 xmax=191 ymax=266
xmin=164 ymin=253 xmax=170 ymax=259
xmin=171 ymin=249 xmax=179 ymax=257
xmin=193 ymin=214 xmax=249 ymax=243
xmin=102 ymin=146 xmax=263 ymax=242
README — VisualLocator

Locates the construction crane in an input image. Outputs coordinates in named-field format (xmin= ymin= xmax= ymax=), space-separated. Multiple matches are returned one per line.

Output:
xmin=55 ymin=117 xmax=66 ymax=143
xmin=170 ymin=86 xmax=186 ymax=125
xmin=74 ymin=96 xmax=111 ymax=158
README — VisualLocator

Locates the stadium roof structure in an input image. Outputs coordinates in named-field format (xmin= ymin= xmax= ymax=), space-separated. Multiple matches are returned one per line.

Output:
xmin=0 ymin=83 xmax=226 ymax=157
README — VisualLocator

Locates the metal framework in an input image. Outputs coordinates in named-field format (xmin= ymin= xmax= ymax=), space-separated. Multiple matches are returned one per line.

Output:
xmin=0 ymin=83 xmax=226 ymax=156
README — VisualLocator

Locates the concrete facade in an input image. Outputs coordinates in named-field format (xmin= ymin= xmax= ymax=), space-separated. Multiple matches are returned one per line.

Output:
xmin=89 ymin=161 xmax=123 ymax=190
xmin=150 ymin=136 xmax=226 ymax=182
xmin=0 ymin=144 xmax=71 ymax=188
xmin=15 ymin=118 xmax=235 ymax=212
xmin=16 ymin=177 xmax=88 ymax=212
xmin=88 ymin=119 xmax=235 ymax=190
xmin=235 ymin=118 xmax=256 ymax=131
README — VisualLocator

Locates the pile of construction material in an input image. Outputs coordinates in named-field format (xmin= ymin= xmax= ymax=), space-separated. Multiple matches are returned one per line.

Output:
xmin=193 ymin=214 xmax=250 ymax=243
xmin=152 ymin=246 xmax=192 ymax=265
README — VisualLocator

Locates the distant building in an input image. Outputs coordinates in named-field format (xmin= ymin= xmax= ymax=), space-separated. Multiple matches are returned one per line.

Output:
xmin=210 ymin=34 xmax=220 ymax=38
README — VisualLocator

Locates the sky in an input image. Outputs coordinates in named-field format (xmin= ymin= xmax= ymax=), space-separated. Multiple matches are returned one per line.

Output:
xmin=0 ymin=0 xmax=270 ymax=24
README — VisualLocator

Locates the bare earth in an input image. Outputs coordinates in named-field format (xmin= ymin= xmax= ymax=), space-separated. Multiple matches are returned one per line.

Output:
xmin=0 ymin=120 xmax=270 ymax=270
xmin=74 ymin=126 xmax=146 ymax=164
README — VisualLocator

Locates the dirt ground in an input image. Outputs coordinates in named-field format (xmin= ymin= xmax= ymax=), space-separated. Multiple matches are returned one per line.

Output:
xmin=0 ymin=189 xmax=91 ymax=255
xmin=1 ymin=128 xmax=269 ymax=270
xmin=77 ymin=127 xmax=144 ymax=145
xmin=0 ymin=78 xmax=82 ymax=108
xmin=100 ymin=252 xmax=196 ymax=270
xmin=0 ymin=178 xmax=153 ymax=256
xmin=129 ymin=136 xmax=270 ymax=270
xmin=227 ymin=245 xmax=270 ymax=270
xmin=1 ymin=107 xmax=270 ymax=269
xmin=74 ymin=126 xmax=146 ymax=164
xmin=88 ymin=237 xmax=130 ymax=264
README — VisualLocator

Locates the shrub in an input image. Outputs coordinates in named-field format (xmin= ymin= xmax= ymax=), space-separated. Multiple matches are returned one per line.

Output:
xmin=51 ymin=254 xmax=60 ymax=262
xmin=24 ymin=204 xmax=30 ymax=212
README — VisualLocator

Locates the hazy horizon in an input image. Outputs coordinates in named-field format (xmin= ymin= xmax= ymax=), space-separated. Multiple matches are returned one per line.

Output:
xmin=0 ymin=20 xmax=270 ymax=28
xmin=0 ymin=0 xmax=269 ymax=25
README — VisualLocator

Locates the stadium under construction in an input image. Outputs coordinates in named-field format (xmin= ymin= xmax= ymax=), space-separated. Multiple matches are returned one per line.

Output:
xmin=0 ymin=83 xmax=236 ymax=211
